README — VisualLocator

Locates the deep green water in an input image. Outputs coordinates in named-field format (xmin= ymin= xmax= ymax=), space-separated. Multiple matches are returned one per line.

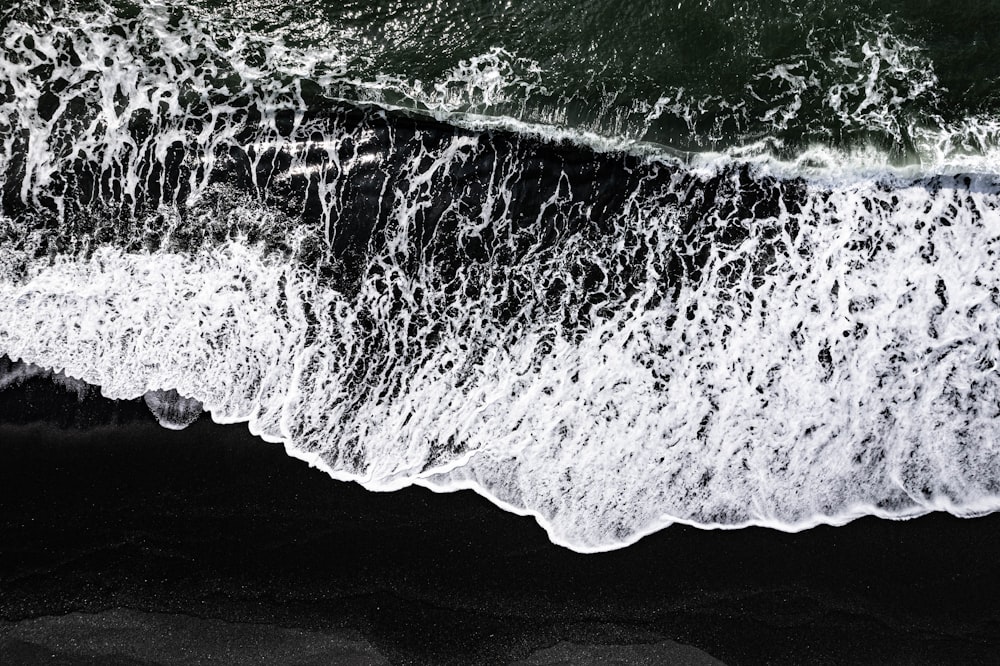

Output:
xmin=180 ymin=0 xmax=1000 ymax=156
xmin=6 ymin=0 xmax=1000 ymax=159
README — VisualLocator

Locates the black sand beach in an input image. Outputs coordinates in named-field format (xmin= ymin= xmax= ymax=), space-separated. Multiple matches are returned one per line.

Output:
xmin=1 ymin=379 xmax=1000 ymax=665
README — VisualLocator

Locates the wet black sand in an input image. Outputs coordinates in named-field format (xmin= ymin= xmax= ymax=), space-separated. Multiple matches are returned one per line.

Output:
xmin=2 ymin=380 xmax=1000 ymax=664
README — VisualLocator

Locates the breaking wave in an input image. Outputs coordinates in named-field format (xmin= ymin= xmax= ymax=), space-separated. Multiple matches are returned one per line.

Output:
xmin=4 ymin=1 xmax=1000 ymax=551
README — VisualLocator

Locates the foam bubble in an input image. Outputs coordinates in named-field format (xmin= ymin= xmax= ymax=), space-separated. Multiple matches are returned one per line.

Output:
xmin=143 ymin=389 xmax=204 ymax=430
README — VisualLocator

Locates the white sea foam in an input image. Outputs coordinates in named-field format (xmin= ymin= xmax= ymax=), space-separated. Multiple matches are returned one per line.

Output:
xmin=0 ymin=359 xmax=91 ymax=400
xmin=5 ymin=1 xmax=1000 ymax=552
xmin=6 ymin=167 xmax=1000 ymax=551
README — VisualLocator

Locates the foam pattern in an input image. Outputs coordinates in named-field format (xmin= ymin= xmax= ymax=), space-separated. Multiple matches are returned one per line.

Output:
xmin=4 ymin=2 xmax=1000 ymax=550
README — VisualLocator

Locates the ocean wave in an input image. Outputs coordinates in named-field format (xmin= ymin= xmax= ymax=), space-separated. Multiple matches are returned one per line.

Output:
xmin=5 ymin=0 xmax=1000 ymax=551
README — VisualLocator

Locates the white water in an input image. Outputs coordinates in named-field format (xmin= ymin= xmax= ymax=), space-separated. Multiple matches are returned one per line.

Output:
xmin=4 ymin=2 xmax=1000 ymax=552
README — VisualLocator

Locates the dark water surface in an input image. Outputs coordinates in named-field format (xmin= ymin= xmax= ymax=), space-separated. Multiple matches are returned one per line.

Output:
xmin=135 ymin=0 xmax=1000 ymax=154
xmin=7 ymin=0 xmax=1000 ymax=156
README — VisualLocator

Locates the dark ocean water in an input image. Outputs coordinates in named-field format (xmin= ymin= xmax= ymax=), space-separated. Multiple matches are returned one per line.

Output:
xmin=169 ymin=0 xmax=1000 ymax=158
xmin=9 ymin=0 xmax=1000 ymax=158
xmin=5 ymin=0 xmax=1000 ymax=551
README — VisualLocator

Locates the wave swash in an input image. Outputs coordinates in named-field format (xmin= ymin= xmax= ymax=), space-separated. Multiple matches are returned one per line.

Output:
xmin=3 ymin=2 xmax=1000 ymax=551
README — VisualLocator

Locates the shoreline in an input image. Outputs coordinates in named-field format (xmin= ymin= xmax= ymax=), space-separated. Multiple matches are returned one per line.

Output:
xmin=2 ymin=390 xmax=1000 ymax=663
xmin=7 ymin=356 xmax=1000 ymax=556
